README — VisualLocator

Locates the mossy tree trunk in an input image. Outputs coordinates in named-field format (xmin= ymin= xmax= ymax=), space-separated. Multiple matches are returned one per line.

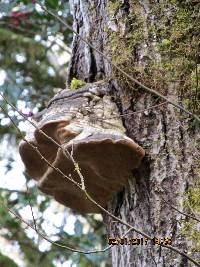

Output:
xmin=68 ymin=1 xmax=200 ymax=266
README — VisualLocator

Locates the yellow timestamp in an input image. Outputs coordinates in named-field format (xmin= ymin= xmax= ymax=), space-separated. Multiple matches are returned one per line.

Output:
xmin=108 ymin=237 xmax=172 ymax=246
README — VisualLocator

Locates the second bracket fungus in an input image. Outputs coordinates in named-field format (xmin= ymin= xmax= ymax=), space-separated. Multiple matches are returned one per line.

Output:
xmin=19 ymin=82 xmax=145 ymax=213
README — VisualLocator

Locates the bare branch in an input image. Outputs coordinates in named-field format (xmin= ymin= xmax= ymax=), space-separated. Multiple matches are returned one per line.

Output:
xmin=0 ymin=199 xmax=111 ymax=254
xmin=25 ymin=181 xmax=37 ymax=231
xmin=97 ymin=101 xmax=168 ymax=121
xmin=163 ymin=198 xmax=200 ymax=223
xmin=160 ymin=187 xmax=200 ymax=223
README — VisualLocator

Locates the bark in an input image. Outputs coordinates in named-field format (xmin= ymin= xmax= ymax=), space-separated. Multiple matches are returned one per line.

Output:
xmin=68 ymin=0 xmax=200 ymax=266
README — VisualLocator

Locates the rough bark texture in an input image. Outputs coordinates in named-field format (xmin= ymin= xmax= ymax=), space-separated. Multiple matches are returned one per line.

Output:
xmin=68 ymin=0 xmax=200 ymax=266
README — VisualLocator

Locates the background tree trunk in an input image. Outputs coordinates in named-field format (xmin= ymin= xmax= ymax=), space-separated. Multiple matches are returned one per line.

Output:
xmin=68 ymin=0 xmax=200 ymax=266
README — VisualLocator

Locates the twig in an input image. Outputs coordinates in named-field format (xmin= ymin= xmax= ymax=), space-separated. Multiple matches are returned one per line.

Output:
xmin=162 ymin=198 xmax=200 ymax=223
xmin=97 ymin=101 xmax=168 ymax=121
xmin=194 ymin=62 xmax=199 ymax=111
xmin=25 ymin=181 xmax=37 ymax=231
xmin=0 ymin=200 xmax=110 ymax=254
xmin=160 ymin=187 xmax=200 ymax=223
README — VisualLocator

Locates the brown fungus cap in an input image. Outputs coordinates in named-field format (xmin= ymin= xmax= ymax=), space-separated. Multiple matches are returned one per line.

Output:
xmin=19 ymin=83 xmax=145 ymax=213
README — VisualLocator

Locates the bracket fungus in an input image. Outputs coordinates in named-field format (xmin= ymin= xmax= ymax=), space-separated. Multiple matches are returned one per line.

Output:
xmin=19 ymin=82 xmax=145 ymax=213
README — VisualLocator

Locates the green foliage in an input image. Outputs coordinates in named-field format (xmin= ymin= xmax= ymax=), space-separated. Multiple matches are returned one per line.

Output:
xmin=74 ymin=219 xmax=83 ymax=237
xmin=70 ymin=78 xmax=86 ymax=90
xmin=0 ymin=0 xmax=69 ymax=145
xmin=0 ymin=27 xmax=65 ymax=106
xmin=0 ymin=0 xmax=72 ymax=109
xmin=45 ymin=0 xmax=59 ymax=9
xmin=56 ymin=215 xmax=110 ymax=267
xmin=0 ymin=252 xmax=19 ymax=267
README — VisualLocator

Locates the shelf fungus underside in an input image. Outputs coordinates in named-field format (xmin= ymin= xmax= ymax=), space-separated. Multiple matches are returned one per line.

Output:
xmin=19 ymin=82 xmax=145 ymax=213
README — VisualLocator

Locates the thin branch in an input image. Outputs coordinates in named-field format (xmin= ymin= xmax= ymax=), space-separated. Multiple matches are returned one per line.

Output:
xmin=0 ymin=21 xmax=36 ymax=36
xmin=25 ymin=181 xmax=37 ymax=231
xmin=37 ymin=1 xmax=200 ymax=123
xmin=194 ymin=62 xmax=199 ymax=110
xmin=62 ymin=145 xmax=85 ymax=190
xmin=160 ymin=186 xmax=200 ymax=223
xmin=162 ymin=198 xmax=200 ymax=223
xmin=0 ymin=200 xmax=110 ymax=254
xmin=97 ymin=101 xmax=168 ymax=122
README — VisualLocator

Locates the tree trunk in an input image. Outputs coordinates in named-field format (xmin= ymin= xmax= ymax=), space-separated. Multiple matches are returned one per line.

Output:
xmin=68 ymin=0 xmax=200 ymax=266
